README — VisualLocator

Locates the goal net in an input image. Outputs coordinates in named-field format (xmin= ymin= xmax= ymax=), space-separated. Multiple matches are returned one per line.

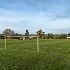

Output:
xmin=4 ymin=36 xmax=39 ymax=52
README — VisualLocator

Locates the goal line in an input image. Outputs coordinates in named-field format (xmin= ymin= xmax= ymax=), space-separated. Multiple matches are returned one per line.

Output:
xmin=4 ymin=36 xmax=39 ymax=52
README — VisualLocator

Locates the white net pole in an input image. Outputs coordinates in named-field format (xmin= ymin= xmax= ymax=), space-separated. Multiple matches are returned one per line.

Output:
xmin=5 ymin=36 xmax=6 ymax=49
xmin=37 ymin=36 xmax=39 ymax=52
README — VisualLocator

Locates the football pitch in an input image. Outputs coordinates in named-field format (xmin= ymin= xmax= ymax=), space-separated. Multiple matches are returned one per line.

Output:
xmin=0 ymin=39 xmax=70 ymax=70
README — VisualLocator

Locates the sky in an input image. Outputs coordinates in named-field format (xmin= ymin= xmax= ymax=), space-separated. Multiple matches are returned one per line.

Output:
xmin=0 ymin=0 xmax=70 ymax=34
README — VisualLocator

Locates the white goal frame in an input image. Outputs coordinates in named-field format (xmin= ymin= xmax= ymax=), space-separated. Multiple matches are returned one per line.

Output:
xmin=5 ymin=36 xmax=39 ymax=52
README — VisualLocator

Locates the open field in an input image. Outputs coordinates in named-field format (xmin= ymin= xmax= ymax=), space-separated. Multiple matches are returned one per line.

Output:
xmin=0 ymin=39 xmax=70 ymax=70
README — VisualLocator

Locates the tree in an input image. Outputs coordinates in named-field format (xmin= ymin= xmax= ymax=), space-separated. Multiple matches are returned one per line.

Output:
xmin=25 ymin=29 xmax=29 ymax=39
xmin=0 ymin=34 xmax=4 ymax=39
xmin=68 ymin=33 xmax=70 ymax=36
xmin=47 ymin=33 xmax=50 ymax=39
xmin=36 ymin=29 xmax=45 ymax=39
xmin=49 ymin=33 xmax=54 ymax=39
xmin=25 ymin=29 xmax=29 ymax=36
xmin=3 ymin=28 xmax=15 ymax=36
xmin=59 ymin=34 xmax=67 ymax=39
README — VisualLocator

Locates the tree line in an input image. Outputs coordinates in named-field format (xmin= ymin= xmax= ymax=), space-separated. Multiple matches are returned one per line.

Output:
xmin=0 ymin=28 xmax=68 ymax=39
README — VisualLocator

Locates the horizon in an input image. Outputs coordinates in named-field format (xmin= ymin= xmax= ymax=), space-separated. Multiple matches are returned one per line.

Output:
xmin=0 ymin=0 xmax=70 ymax=34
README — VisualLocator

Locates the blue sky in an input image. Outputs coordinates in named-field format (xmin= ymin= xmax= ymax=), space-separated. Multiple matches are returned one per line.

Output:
xmin=0 ymin=0 xmax=70 ymax=34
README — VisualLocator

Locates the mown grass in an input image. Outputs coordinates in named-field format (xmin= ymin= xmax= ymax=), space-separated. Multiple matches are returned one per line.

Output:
xmin=0 ymin=39 xmax=70 ymax=70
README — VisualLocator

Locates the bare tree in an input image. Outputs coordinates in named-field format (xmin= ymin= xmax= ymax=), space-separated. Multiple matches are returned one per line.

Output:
xmin=3 ymin=28 xmax=15 ymax=36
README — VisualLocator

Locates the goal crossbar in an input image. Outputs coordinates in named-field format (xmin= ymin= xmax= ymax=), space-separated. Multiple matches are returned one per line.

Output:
xmin=5 ymin=36 xmax=38 ymax=37
xmin=4 ymin=36 xmax=39 ymax=52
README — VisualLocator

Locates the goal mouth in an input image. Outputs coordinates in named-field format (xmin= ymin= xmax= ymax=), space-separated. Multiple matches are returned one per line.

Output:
xmin=4 ymin=36 xmax=39 ymax=52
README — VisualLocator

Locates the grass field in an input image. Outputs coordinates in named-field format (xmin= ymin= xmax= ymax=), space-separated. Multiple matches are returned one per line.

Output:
xmin=0 ymin=39 xmax=70 ymax=70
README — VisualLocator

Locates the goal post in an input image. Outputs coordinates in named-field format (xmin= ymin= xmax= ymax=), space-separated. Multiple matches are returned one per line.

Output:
xmin=4 ymin=36 xmax=39 ymax=52
xmin=5 ymin=36 xmax=6 ymax=49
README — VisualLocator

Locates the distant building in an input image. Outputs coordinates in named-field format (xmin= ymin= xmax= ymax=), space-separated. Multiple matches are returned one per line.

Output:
xmin=67 ymin=33 xmax=70 ymax=38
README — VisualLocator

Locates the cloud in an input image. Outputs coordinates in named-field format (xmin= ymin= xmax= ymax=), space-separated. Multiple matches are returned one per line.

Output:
xmin=53 ymin=28 xmax=70 ymax=34
xmin=0 ymin=0 xmax=70 ymax=34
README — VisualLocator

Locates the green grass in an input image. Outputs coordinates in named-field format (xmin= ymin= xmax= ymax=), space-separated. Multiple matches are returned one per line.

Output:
xmin=0 ymin=39 xmax=70 ymax=70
